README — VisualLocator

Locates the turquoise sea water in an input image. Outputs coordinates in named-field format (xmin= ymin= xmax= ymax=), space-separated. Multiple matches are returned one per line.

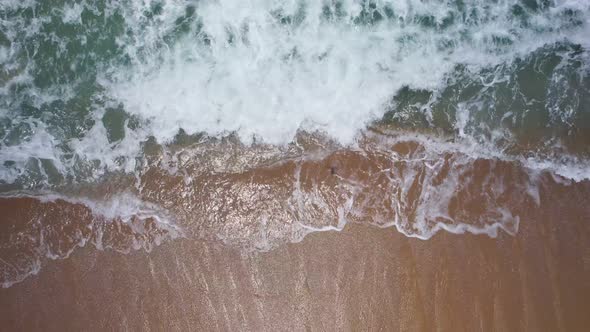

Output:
xmin=1 ymin=0 xmax=589 ymax=189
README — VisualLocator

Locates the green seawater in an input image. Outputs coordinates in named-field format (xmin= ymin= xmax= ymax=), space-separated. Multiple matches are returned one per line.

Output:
xmin=0 ymin=0 xmax=589 ymax=189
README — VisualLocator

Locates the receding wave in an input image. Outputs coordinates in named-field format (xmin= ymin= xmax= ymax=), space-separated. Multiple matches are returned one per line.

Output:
xmin=2 ymin=130 xmax=589 ymax=287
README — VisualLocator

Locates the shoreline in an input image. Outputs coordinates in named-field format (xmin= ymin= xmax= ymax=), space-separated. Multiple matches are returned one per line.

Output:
xmin=1 ymin=213 xmax=588 ymax=331
xmin=1 ymin=137 xmax=589 ymax=331
xmin=1 ymin=168 xmax=589 ymax=330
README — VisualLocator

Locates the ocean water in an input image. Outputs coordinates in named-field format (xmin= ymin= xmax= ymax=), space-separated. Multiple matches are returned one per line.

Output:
xmin=1 ymin=0 xmax=589 ymax=290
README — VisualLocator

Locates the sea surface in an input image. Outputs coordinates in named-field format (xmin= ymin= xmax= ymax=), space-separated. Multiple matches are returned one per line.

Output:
xmin=1 ymin=1 xmax=589 ymax=330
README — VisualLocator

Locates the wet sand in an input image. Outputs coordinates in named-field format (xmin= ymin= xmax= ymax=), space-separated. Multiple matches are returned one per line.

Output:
xmin=1 ymin=136 xmax=589 ymax=331
xmin=1 ymin=193 xmax=589 ymax=331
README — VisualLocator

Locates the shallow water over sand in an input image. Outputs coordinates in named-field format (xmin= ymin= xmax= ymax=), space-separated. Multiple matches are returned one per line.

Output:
xmin=1 ymin=132 xmax=589 ymax=331
xmin=1 ymin=206 xmax=589 ymax=331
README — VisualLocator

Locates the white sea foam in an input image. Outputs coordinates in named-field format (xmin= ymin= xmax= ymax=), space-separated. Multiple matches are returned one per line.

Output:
xmin=0 ymin=121 xmax=66 ymax=184
xmin=1 ymin=0 xmax=588 ymax=185
xmin=106 ymin=0 xmax=590 ymax=146
xmin=2 ymin=190 xmax=177 ymax=226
